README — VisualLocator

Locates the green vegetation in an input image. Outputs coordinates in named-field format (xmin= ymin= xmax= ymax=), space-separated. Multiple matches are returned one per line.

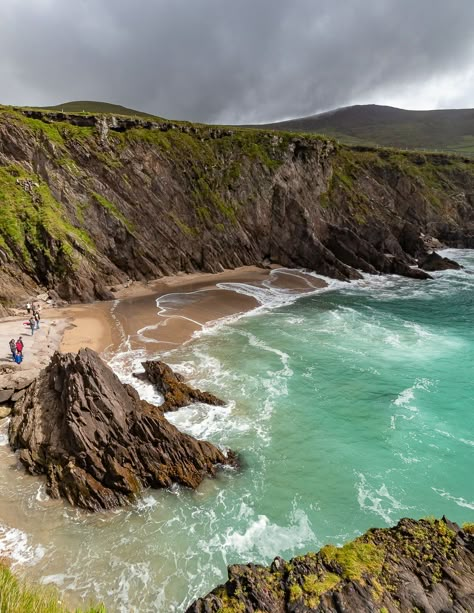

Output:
xmin=295 ymin=572 xmax=341 ymax=607
xmin=0 ymin=107 xmax=96 ymax=146
xmin=320 ymin=540 xmax=385 ymax=581
xmin=169 ymin=214 xmax=198 ymax=237
xmin=462 ymin=522 xmax=474 ymax=535
xmin=0 ymin=564 xmax=104 ymax=613
xmin=0 ymin=163 xmax=93 ymax=271
xmin=91 ymin=192 xmax=134 ymax=232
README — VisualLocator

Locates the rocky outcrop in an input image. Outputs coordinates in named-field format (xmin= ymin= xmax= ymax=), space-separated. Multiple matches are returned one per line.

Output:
xmin=187 ymin=517 xmax=474 ymax=612
xmin=134 ymin=360 xmax=225 ymax=412
xmin=419 ymin=251 xmax=463 ymax=272
xmin=8 ymin=349 xmax=236 ymax=511
xmin=0 ymin=108 xmax=472 ymax=307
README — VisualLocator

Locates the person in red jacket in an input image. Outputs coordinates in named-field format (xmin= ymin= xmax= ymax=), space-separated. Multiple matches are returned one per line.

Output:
xmin=15 ymin=337 xmax=24 ymax=357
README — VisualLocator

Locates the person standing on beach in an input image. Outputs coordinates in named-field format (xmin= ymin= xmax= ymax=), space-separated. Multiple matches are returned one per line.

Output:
xmin=34 ymin=310 xmax=40 ymax=330
xmin=16 ymin=337 xmax=24 ymax=357
xmin=29 ymin=316 xmax=35 ymax=335
xmin=9 ymin=339 xmax=16 ymax=360
xmin=26 ymin=302 xmax=31 ymax=314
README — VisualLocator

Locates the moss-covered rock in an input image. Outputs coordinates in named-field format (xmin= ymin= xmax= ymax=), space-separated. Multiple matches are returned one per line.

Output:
xmin=187 ymin=517 xmax=474 ymax=612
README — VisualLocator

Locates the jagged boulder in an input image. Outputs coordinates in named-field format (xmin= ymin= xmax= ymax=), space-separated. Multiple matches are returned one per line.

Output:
xmin=135 ymin=360 xmax=225 ymax=412
xmin=187 ymin=517 xmax=474 ymax=612
xmin=8 ymin=349 xmax=236 ymax=511
xmin=419 ymin=251 xmax=463 ymax=271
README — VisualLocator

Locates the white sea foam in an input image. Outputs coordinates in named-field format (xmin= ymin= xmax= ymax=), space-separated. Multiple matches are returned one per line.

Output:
xmin=356 ymin=473 xmax=408 ymax=524
xmin=432 ymin=488 xmax=474 ymax=510
xmin=209 ymin=507 xmax=316 ymax=561
xmin=435 ymin=429 xmax=474 ymax=448
xmin=0 ymin=524 xmax=45 ymax=567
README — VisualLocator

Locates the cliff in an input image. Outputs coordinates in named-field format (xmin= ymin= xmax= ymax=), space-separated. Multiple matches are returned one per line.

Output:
xmin=1 ymin=106 xmax=474 ymax=309
xmin=187 ymin=517 xmax=474 ymax=612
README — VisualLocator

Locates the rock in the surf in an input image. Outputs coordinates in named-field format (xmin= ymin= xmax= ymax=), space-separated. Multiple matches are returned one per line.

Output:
xmin=135 ymin=359 xmax=225 ymax=412
xmin=8 ymin=349 xmax=236 ymax=511
xmin=419 ymin=251 xmax=463 ymax=271
xmin=187 ymin=517 xmax=474 ymax=612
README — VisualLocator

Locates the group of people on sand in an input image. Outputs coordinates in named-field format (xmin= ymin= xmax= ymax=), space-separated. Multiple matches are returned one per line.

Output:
xmin=9 ymin=337 xmax=24 ymax=364
xmin=7 ymin=302 xmax=42 ymax=365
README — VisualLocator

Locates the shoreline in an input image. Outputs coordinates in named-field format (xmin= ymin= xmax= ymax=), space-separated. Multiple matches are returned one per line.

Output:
xmin=58 ymin=266 xmax=328 ymax=357
xmin=0 ymin=265 xmax=327 ymax=390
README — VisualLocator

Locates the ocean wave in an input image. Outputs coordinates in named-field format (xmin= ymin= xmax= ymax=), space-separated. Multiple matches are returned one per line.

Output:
xmin=206 ymin=506 xmax=316 ymax=562
xmin=432 ymin=488 xmax=474 ymax=510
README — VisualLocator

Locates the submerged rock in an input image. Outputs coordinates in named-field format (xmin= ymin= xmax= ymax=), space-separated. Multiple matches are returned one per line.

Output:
xmin=419 ymin=251 xmax=463 ymax=272
xmin=187 ymin=517 xmax=474 ymax=612
xmin=136 ymin=360 xmax=225 ymax=412
xmin=8 ymin=349 xmax=236 ymax=511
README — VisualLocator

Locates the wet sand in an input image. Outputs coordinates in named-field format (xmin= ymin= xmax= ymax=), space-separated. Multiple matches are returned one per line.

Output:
xmin=0 ymin=266 xmax=328 ymax=385
xmin=58 ymin=266 xmax=328 ymax=356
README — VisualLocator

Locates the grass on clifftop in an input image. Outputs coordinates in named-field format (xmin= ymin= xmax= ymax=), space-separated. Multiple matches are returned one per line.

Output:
xmin=0 ymin=164 xmax=93 ymax=270
xmin=0 ymin=564 xmax=104 ymax=613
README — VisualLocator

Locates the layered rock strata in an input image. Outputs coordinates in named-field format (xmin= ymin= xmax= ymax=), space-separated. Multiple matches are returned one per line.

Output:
xmin=8 ymin=349 xmax=236 ymax=511
xmin=187 ymin=517 xmax=474 ymax=612
xmin=0 ymin=108 xmax=473 ymax=307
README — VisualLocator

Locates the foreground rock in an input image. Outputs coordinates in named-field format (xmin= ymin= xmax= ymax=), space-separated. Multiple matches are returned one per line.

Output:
xmin=187 ymin=517 xmax=474 ymax=612
xmin=8 ymin=349 xmax=236 ymax=511
xmin=135 ymin=360 xmax=225 ymax=412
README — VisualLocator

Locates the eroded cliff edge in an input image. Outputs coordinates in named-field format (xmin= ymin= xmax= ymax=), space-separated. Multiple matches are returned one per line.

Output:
xmin=187 ymin=517 xmax=474 ymax=612
xmin=1 ymin=107 xmax=473 ymax=310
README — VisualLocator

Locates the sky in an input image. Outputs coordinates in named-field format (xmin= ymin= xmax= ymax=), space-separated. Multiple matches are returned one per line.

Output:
xmin=1 ymin=0 xmax=474 ymax=124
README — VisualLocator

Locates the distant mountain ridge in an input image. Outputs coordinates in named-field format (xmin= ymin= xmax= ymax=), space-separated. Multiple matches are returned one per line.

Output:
xmin=26 ymin=101 xmax=474 ymax=156
xmin=257 ymin=104 xmax=474 ymax=156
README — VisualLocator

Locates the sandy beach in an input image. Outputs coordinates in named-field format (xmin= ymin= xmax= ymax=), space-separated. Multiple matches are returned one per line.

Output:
xmin=0 ymin=266 xmax=328 ymax=384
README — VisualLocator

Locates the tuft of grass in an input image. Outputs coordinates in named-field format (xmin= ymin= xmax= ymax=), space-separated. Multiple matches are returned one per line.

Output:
xmin=91 ymin=192 xmax=135 ymax=232
xmin=0 ymin=563 xmax=104 ymax=612
xmin=320 ymin=540 xmax=384 ymax=581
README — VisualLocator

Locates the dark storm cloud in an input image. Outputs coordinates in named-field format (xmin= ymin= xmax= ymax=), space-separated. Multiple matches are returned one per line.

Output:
xmin=1 ymin=0 xmax=474 ymax=123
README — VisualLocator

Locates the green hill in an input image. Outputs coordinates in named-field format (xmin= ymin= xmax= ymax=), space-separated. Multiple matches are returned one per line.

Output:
xmin=258 ymin=104 xmax=474 ymax=156
xmin=39 ymin=100 xmax=158 ymax=119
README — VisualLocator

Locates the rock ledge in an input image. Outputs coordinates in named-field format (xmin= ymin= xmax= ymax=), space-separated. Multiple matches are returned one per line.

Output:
xmin=187 ymin=517 xmax=474 ymax=612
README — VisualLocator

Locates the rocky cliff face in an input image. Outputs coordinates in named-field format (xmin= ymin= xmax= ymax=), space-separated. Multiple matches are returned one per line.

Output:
xmin=0 ymin=107 xmax=473 ymax=307
xmin=187 ymin=517 xmax=474 ymax=612
xmin=8 ymin=348 xmax=235 ymax=511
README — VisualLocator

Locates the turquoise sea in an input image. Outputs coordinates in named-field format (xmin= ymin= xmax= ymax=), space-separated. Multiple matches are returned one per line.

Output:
xmin=0 ymin=249 xmax=473 ymax=612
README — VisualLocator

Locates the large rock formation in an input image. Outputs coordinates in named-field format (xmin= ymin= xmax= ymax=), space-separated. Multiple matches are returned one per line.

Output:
xmin=0 ymin=108 xmax=472 ymax=308
xmin=187 ymin=517 xmax=474 ymax=612
xmin=134 ymin=359 xmax=225 ymax=412
xmin=8 ymin=349 xmax=236 ymax=511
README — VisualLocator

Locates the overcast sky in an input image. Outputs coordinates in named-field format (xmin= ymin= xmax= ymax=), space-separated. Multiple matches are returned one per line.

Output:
xmin=1 ymin=0 xmax=473 ymax=124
